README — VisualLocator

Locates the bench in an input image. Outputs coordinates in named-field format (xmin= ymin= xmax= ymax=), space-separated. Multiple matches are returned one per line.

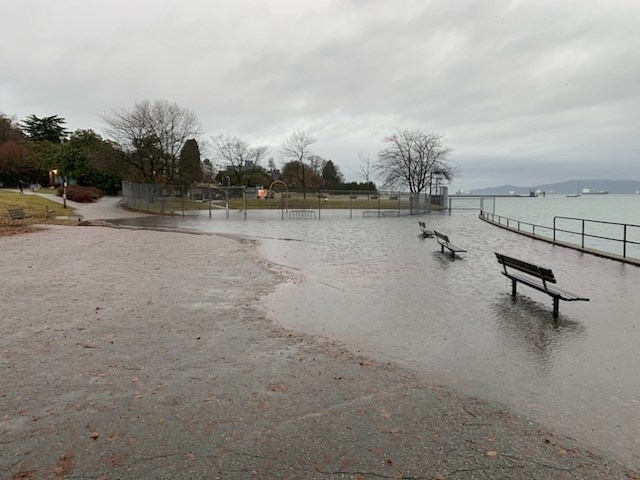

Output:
xmin=495 ymin=252 xmax=589 ymax=319
xmin=288 ymin=209 xmax=316 ymax=219
xmin=418 ymin=221 xmax=434 ymax=238
xmin=433 ymin=230 xmax=466 ymax=259
xmin=8 ymin=208 xmax=25 ymax=221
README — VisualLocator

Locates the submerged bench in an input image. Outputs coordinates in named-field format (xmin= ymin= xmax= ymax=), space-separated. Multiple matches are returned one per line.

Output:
xmin=495 ymin=252 xmax=589 ymax=319
xmin=418 ymin=221 xmax=434 ymax=238
xmin=8 ymin=208 xmax=25 ymax=221
xmin=433 ymin=230 xmax=466 ymax=259
xmin=288 ymin=210 xmax=316 ymax=219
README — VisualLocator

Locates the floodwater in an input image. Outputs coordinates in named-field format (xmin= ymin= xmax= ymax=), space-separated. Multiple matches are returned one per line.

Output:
xmin=115 ymin=207 xmax=640 ymax=469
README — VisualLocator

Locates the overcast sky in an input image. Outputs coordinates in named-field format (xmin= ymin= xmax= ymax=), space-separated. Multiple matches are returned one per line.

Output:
xmin=2 ymin=0 xmax=639 ymax=190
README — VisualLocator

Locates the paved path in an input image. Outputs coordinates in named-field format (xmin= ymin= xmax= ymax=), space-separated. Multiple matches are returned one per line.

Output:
xmin=31 ymin=192 xmax=148 ymax=221
xmin=2 ymin=225 xmax=638 ymax=479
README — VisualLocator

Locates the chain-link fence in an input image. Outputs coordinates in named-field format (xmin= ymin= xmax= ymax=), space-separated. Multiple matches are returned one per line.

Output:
xmin=121 ymin=181 xmax=449 ymax=218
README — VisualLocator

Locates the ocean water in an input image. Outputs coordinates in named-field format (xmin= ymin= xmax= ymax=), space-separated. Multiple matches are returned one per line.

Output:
xmin=452 ymin=194 xmax=640 ymax=259
xmin=115 ymin=198 xmax=640 ymax=469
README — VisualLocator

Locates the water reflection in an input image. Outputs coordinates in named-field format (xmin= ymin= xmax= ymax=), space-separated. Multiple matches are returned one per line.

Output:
xmin=492 ymin=294 xmax=586 ymax=372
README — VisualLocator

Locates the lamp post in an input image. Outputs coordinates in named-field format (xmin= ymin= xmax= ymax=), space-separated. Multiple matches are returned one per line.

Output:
xmin=59 ymin=136 xmax=67 ymax=209
xmin=224 ymin=175 xmax=230 ymax=218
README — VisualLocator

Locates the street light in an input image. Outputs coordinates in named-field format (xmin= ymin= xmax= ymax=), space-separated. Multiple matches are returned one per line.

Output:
xmin=59 ymin=136 xmax=67 ymax=209
xmin=224 ymin=176 xmax=230 ymax=218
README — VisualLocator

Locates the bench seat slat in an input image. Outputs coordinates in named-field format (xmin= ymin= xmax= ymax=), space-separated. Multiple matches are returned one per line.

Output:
xmin=501 ymin=272 xmax=588 ymax=301
xmin=444 ymin=243 xmax=466 ymax=253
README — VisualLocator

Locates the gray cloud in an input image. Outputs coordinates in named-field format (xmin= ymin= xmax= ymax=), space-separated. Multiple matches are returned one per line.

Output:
xmin=1 ymin=0 xmax=638 ymax=190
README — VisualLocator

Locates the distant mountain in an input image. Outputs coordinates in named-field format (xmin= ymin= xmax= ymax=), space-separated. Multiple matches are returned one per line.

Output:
xmin=467 ymin=179 xmax=640 ymax=195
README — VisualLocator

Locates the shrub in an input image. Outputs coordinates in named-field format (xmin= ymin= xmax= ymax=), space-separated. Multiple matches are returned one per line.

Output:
xmin=57 ymin=185 xmax=103 ymax=203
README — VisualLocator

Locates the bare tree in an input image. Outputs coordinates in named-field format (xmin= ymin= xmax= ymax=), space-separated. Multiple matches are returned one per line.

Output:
xmin=358 ymin=152 xmax=372 ymax=184
xmin=211 ymin=133 xmax=268 ymax=186
xmin=101 ymin=100 xmax=201 ymax=184
xmin=307 ymin=154 xmax=325 ymax=189
xmin=280 ymin=130 xmax=317 ymax=198
xmin=375 ymin=129 xmax=455 ymax=194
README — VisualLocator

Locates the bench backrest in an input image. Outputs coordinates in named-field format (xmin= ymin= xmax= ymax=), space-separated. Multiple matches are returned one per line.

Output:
xmin=8 ymin=208 xmax=24 ymax=219
xmin=433 ymin=230 xmax=449 ymax=243
xmin=495 ymin=252 xmax=556 ymax=283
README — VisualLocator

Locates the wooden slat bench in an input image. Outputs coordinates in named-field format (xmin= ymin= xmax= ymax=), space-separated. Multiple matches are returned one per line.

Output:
xmin=433 ymin=231 xmax=466 ymax=259
xmin=8 ymin=208 xmax=25 ymax=222
xmin=418 ymin=221 xmax=434 ymax=238
xmin=495 ymin=252 xmax=589 ymax=319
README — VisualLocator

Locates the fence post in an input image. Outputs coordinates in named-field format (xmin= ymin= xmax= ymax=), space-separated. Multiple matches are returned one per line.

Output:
xmin=225 ymin=187 xmax=229 ymax=218
xmin=243 ymin=187 xmax=247 ymax=219
xmin=623 ymin=224 xmax=627 ymax=258
xmin=581 ymin=219 xmax=585 ymax=249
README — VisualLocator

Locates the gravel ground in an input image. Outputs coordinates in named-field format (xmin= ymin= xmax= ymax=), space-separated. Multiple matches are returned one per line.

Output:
xmin=1 ymin=224 xmax=638 ymax=479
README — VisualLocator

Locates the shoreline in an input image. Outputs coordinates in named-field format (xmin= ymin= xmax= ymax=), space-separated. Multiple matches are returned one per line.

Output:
xmin=1 ymin=225 xmax=637 ymax=478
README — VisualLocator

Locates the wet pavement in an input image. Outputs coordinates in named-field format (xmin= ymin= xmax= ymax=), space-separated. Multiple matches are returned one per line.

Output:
xmin=2 ymin=199 xmax=639 ymax=479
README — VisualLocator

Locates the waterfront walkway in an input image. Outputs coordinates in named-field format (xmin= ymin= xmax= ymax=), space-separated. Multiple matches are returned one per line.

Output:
xmin=1 ymin=199 xmax=638 ymax=478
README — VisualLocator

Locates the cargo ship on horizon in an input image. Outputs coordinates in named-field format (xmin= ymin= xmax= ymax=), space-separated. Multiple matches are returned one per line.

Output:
xmin=581 ymin=188 xmax=609 ymax=195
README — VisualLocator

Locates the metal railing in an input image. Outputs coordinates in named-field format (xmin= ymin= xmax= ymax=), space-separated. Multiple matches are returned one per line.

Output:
xmin=480 ymin=211 xmax=555 ymax=237
xmin=553 ymin=216 xmax=640 ymax=259
xmin=480 ymin=211 xmax=640 ymax=260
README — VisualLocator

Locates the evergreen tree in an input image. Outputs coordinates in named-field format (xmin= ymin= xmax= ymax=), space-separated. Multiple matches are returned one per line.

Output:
xmin=178 ymin=139 xmax=203 ymax=185
xmin=321 ymin=160 xmax=343 ymax=189
xmin=20 ymin=114 xmax=69 ymax=143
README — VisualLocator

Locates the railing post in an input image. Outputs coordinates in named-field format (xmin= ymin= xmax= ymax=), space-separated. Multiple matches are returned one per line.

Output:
xmin=623 ymin=224 xmax=627 ymax=258
xmin=553 ymin=217 xmax=557 ymax=242
xmin=581 ymin=219 xmax=585 ymax=249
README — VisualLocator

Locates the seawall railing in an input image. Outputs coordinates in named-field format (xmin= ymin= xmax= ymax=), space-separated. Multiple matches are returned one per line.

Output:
xmin=480 ymin=210 xmax=640 ymax=264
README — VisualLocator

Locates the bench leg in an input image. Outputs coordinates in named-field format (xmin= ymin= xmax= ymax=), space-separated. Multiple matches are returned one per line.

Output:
xmin=553 ymin=298 xmax=559 ymax=319
xmin=511 ymin=280 xmax=517 ymax=297
xmin=440 ymin=244 xmax=444 ymax=254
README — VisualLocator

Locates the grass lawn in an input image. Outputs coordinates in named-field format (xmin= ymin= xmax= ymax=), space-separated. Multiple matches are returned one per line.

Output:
xmin=0 ymin=189 xmax=80 ymax=236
